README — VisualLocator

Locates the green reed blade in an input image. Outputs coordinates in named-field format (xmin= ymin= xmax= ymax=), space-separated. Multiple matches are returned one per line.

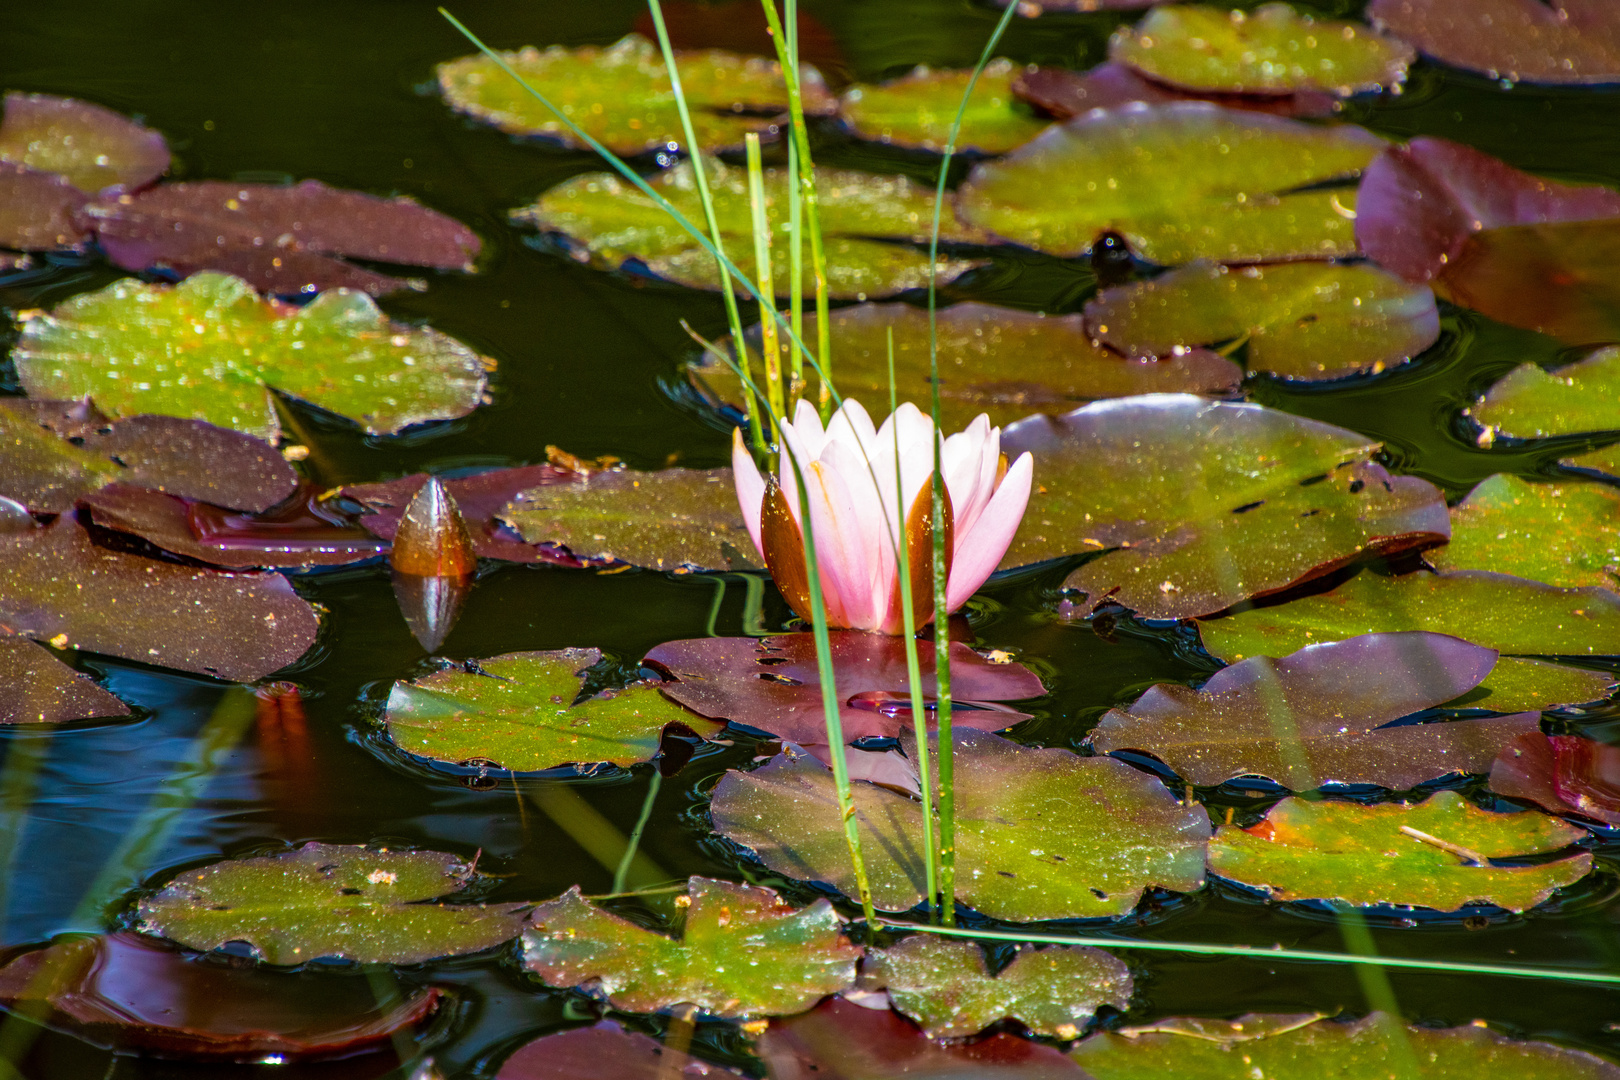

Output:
xmin=745 ymin=133 xmax=786 ymax=425
xmin=612 ymin=771 xmax=664 ymax=895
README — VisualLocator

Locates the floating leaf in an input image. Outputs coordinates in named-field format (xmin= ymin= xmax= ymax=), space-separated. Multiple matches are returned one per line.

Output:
xmin=1492 ymin=731 xmax=1620 ymax=826
xmin=1084 ymin=261 xmax=1439 ymax=381
xmin=1428 ymin=474 xmax=1620 ymax=592
xmin=999 ymin=396 xmax=1450 ymax=619
xmin=390 ymin=477 xmax=479 ymax=651
xmin=712 ymin=730 xmax=1210 ymax=920
xmin=1013 ymin=63 xmax=1337 ymax=121
xmin=867 ymin=935 xmax=1132 ymax=1039
xmin=384 ymin=648 xmax=720 ymax=772
xmin=692 ymin=302 xmax=1240 ymax=430
xmin=346 ymin=465 xmax=570 ymax=565
xmin=0 ymin=933 xmax=441 ymax=1061
xmin=1207 ymin=790 xmax=1591 ymax=912
xmin=522 ymin=876 xmax=859 ymax=1018
xmin=1565 ymin=442 xmax=1620 ymax=475
xmin=136 ymin=843 xmax=528 ymax=965
xmin=956 ymin=103 xmax=1383 ymax=264
xmin=514 ymin=157 xmax=986 ymax=299
xmin=495 ymin=1022 xmax=740 ymax=1079
xmin=0 ymin=162 xmax=89 ymax=250
xmin=645 ymin=633 xmax=1045 ymax=749
xmin=0 ymin=92 xmax=168 ymax=193
xmin=438 ymin=34 xmax=833 ymax=155
xmin=1111 ymin=4 xmax=1413 ymax=97
xmin=990 ymin=0 xmax=1154 ymax=10
xmin=1368 ymin=0 xmax=1620 ymax=85
xmin=0 ymin=633 xmax=130 ymax=724
xmin=1434 ymin=219 xmax=1620 ymax=346
xmin=1474 ymin=347 xmax=1620 ymax=443
xmin=839 ymin=60 xmax=1050 ymax=154
xmin=1090 ymin=632 xmax=1539 ymax=789
xmin=14 ymin=272 xmax=489 ymax=442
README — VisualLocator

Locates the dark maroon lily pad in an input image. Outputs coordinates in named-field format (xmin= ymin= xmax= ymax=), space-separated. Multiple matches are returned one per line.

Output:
xmin=1356 ymin=137 xmax=1620 ymax=284
xmin=1013 ymin=63 xmax=1337 ymax=121
xmin=0 ymin=632 xmax=130 ymax=724
xmin=0 ymin=92 xmax=168 ymax=193
xmin=0 ymin=933 xmax=440 ymax=1061
xmin=345 ymin=466 xmax=571 ymax=565
xmin=1492 ymin=731 xmax=1620 ymax=825
xmin=83 ymin=179 xmax=481 ymax=297
xmin=1434 ymin=218 xmax=1620 ymax=346
xmin=1368 ymin=0 xmax=1620 ymax=85
xmin=0 ymin=515 xmax=319 ymax=681
xmin=990 ymin=0 xmax=1153 ymax=12
xmin=0 ymin=163 xmax=89 ymax=251
xmin=1089 ymin=632 xmax=1541 ymax=790
xmin=496 ymin=1023 xmax=740 ymax=1079
xmin=644 ymin=633 xmax=1046 ymax=749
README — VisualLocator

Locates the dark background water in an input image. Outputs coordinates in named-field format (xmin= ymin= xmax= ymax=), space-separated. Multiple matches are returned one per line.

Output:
xmin=4 ymin=1 xmax=1620 ymax=1077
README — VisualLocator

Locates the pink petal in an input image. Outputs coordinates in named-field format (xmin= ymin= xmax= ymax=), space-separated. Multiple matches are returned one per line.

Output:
xmin=946 ymin=451 xmax=1033 ymax=613
xmin=732 ymin=427 xmax=767 ymax=561
xmin=799 ymin=458 xmax=869 ymax=629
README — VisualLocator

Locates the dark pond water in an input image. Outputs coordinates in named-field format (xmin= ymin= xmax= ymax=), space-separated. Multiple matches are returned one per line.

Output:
xmin=4 ymin=1 xmax=1620 ymax=1077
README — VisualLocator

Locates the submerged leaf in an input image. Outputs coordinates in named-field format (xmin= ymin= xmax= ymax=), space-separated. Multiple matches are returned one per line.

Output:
xmin=0 ymin=162 xmax=89 ymax=250
xmin=496 ymin=1023 xmax=740 ymax=1079
xmin=839 ymin=60 xmax=1050 ymax=154
xmin=1207 ymin=790 xmax=1591 ymax=912
xmin=1368 ymin=0 xmax=1620 ymax=85
xmin=1427 ymin=474 xmax=1620 ymax=592
xmin=0 ymin=633 xmax=130 ymax=725
xmin=1473 ymin=347 xmax=1620 ymax=440
xmin=0 ymin=92 xmax=168 ymax=193
xmin=1492 ymin=731 xmax=1620 ymax=826
xmin=1434 ymin=219 xmax=1620 ymax=346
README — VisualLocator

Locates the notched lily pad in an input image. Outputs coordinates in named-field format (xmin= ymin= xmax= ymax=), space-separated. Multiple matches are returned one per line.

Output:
xmin=0 ymin=162 xmax=90 ymax=250
xmin=1435 ymin=219 xmax=1620 ymax=346
xmin=495 ymin=1023 xmax=741 ymax=1079
xmin=1473 ymin=347 xmax=1620 ymax=441
xmin=839 ymin=60 xmax=1050 ymax=155
xmin=1207 ymin=790 xmax=1591 ymax=912
xmin=1492 ymin=731 xmax=1620 ymax=826
xmin=136 ymin=842 xmax=529 ymax=965
xmin=1427 ymin=474 xmax=1620 ymax=592
xmin=521 ymin=876 xmax=859 ymax=1018
xmin=0 ymin=633 xmax=130 ymax=725
xmin=1368 ymin=0 xmax=1620 ymax=85
xmin=384 ymin=648 xmax=721 ymax=772
xmin=0 ymin=92 xmax=169 ymax=194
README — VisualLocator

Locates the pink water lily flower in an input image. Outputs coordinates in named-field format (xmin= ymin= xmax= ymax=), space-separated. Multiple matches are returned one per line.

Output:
xmin=732 ymin=398 xmax=1034 ymax=634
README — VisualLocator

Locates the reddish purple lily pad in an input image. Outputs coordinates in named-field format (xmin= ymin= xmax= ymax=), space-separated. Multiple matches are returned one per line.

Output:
xmin=0 ymin=163 xmax=89 ymax=251
xmin=0 ymin=933 xmax=440 ymax=1061
xmin=0 ymin=632 xmax=130 ymax=724
xmin=344 ymin=466 xmax=575 ymax=565
xmin=1434 ymin=219 xmax=1620 ymax=346
xmin=0 ymin=92 xmax=168 ymax=193
xmin=644 ymin=633 xmax=1046 ymax=749
xmin=1013 ymin=63 xmax=1337 ymax=121
xmin=1492 ymin=731 xmax=1620 ymax=825
xmin=1368 ymin=0 xmax=1620 ymax=85
xmin=496 ymin=1023 xmax=740 ymax=1079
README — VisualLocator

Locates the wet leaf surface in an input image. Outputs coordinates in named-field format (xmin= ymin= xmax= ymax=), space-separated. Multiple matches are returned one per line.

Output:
xmin=1012 ymin=63 xmax=1337 ymax=121
xmin=136 ymin=842 xmax=529 ymax=965
xmin=0 ymin=633 xmax=130 ymax=724
xmin=1089 ymin=632 xmax=1539 ymax=789
xmin=645 ymin=633 xmax=1045 ymax=748
xmin=1368 ymin=0 xmax=1620 ymax=85
xmin=1207 ymin=790 xmax=1591 ymax=912
xmin=1111 ymin=4 xmax=1413 ymax=97
xmin=0 ymin=162 xmax=89 ymax=250
xmin=1474 ymin=347 xmax=1620 ymax=439
xmin=514 ymin=157 xmax=987 ymax=299
xmin=495 ymin=1022 xmax=741 ymax=1079
xmin=1084 ymin=261 xmax=1439 ymax=381
xmin=0 ymin=92 xmax=168 ymax=193
xmin=693 ymin=302 xmax=1240 ymax=431
xmin=839 ymin=60 xmax=1051 ymax=155
xmin=1565 ymin=442 xmax=1620 ymax=475
xmin=999 ymin=396 xmax=1450 ymax=619
xmin=866 ymin=935 xmax=1132 ymax=1038
xmin=521 ymin=876 xmax=859 ymax=1018
xmin=1492 ymin=731 xmax=1620 ymax=826
xmin=711 ymin=730 xmax=1210 ymax=920
xmin=438 ymin=34 xmax=833 ymax=155
xmin=0 ymin=933 xmax=441 ymax=1061
xmin=14 ymin=272 xmax=490 ymax=442
xmin=956 ymin=103 xmax=1383 ymax=264
xmin=1434 ymin=219 xmax=1620 ymax=346
xmin=346 ymin=465 xmax=570 ymax=564
xmin=384 ymin=648 xmax=721 ymax=772
xmin=1427 ymin=474 xmax=1620 ymax=592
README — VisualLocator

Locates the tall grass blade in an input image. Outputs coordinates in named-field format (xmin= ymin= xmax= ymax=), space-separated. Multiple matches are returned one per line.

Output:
xmin=745 ymin=132 xmax=786 ymax=424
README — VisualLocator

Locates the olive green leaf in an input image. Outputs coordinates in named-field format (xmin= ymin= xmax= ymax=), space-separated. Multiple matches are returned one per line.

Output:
xmin=1472 ymin=347 xmax=1620 ymax=440
xmin=839 ymin=59 xmax=1050 ymax=155
xmin=1427 ymin=475 xmax=1620 ymax=592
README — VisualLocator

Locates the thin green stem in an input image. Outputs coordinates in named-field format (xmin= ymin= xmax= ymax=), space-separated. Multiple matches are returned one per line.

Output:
xmin=745 ymin=133 xmax=785 ymax=425
xmin=786 ymin=137 xmax=804 ymax=394
xmin=612 ymin=771 xmax=664 ymax=895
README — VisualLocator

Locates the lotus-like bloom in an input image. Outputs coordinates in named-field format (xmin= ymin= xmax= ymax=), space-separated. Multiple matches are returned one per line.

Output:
xmin=733 ymin=399 xmax=1034 ymax=634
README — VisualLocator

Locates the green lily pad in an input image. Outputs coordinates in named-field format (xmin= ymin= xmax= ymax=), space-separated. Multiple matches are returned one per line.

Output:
xmin=710 ymin=730 xmax=1211 ymax=920
xmin=521 ymin=876 xmax=859 ymax=1018
xmin=1566 ymin=442 xmax=1620 ymax=476
xmin=1473 ymin=347 xmax=1620 ymax=440
xmin=956 ymin=103 xmax=1383 ymax=264
xmin=999 ymin=396 xmax=1450 ymax=619
xmin=866 ymin=935 xmax=1132 ymax=1038
xmin=384 ymin=648 xmax=722 ymax=772
xmin=692 ymin=302 xmax=1241 ymax=430
xmin=1428 ymin=474 xmax=1620 ymax=592
xmin=136 ymin=842 xmax=529 ymax=964
xmin=838 ymin=59 xmax=1050 ymax=155
xmin=500 ymin=467 xmax=759 ymax=571
xmin=0 ymin=92 xmax=169 ymax=194
xmin=1207 ymin=790 xmax=1591 ymax=912
xmin=1198 ymin=569 xmax=1620 ymax=712
xmin=13 ymin=272 xmax=489 ymax=443
xmin=1084 ymin=261 xmax=1439 ymax=381
xmin=513 ymin=157 xmax=988 ymax=299
xmin=1110 ymin=4 xmax=1413 ymax=97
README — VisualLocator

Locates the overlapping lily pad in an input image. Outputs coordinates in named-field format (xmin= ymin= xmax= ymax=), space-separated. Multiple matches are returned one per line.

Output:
xmin=14 ymin=272 xmax=490 ymax=442
xmin=1368 ymin=0 xmax=1620 ymax=85
xmin=956 ymin=103 xmax=1383 ymax=264
xmin=514 ymin=158 xmax=987 ymax=299
xmin=711 ymin=730 xmax=1210 ymax=920
xmin=384 ymin=648 xmax=721 ymax=772
xmin=1427 ymin=474 xmax=1620 ymax=592
xmin=1084 ymin=261 xmax=1439 ymax=381
xmin=496 ymin=1023 xmax=740 ymax=1079
xmin=1492 ymin=731 xmax=1620 ymax=825
xmin=438 ymin=34 xmax=833 ymax=155
xmin=1111 ymin=4 xmax=1413 ymax=97
xmin=0 ymin=162 xmax=89 ymax=250
xmin=0 ymin=633 xmax=130 ymax=724
xmin=136 ymin=843 xmax=529 ymax=964
xmin=522 ymin=876 xmax=859 ymax=1018
xmin=0 ymin=92 xmax=168 ymax=193
xmin=838 ymin=60 xmax=1050 ymax=155
xmin=1435 ymin=219 xmax=1620 ymax=346
xmin=1012 ymin=63 xmax=1337 ymax=122
xmin=1207 ymin=790 xmax=1591 ymax=911
xmin=346 ymin=465 xmax=569 ymax=565
xmin=998 ymin=396 xmax=1450 ymax=619
xmin=1474 ymin=348 xmax=1620 ymax=439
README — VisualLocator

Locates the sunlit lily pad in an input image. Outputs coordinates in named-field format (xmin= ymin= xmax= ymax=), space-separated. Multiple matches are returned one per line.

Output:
xmin=521 ymin=876 xmax=858 ymax=1018
xmin=0 ymin=162 xmax=89 ymax=250
xmin=346 ymin=465 xmax=572 ymax=565
xmin=1013 ymin=63 xmax=1337 ymax=121
xmin=866 ymin=935 xmax=1132 ymax=1038
xmin=711 ymin=730 xmax=1210 ymax=919
xmin=0 ymin=633 xmax=130 ymax=724
xmin=1473 ymin=347 xmax=1620 ymax=440
xmin=1492 ymin=731 xmax=1620 ymax=826
xmin=1427 ymin=474 xmax=1620 ymax=592
xmin=999 ymin=396 xmax=1450 ymax=619
xmin=1111 ymin=4 xmax=1413 ymax=97
xmin=0 ymin=92 xmax=169 ymax=193
xmin=514 ymin=157 xmax=987 ymax=299
xmin=1566 ymin=443 xmax=1620 ymax=476
xmin=438 ymin=34 xmax=833 ymax=155
xmin=1368 ymin=0 xmax=1620 ymax=85
xmin=956 ymin=103 xmax=1382 ymax=264
xmin=14 ymin=272 xmax=489 ymax=442
xmin=839 ymin=59 xmax=1050 ymax=154
xmin=1084 ymin=261 xmax=1439 ymax=380
xmin=136 ymin=842 xmax=529 ymax=965
xmin=1435 ymin=219 xmax=1620 ymax=346
xmin=692 ymin=302 xmax=1241 ymax=430
xmin=1207 ymin=790 xmax=1591 ymax=912
xmin=384 ymin=648 xmax=721 ymax=772
xmin=495 ymin=1023 xmax=741 ymax=1079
